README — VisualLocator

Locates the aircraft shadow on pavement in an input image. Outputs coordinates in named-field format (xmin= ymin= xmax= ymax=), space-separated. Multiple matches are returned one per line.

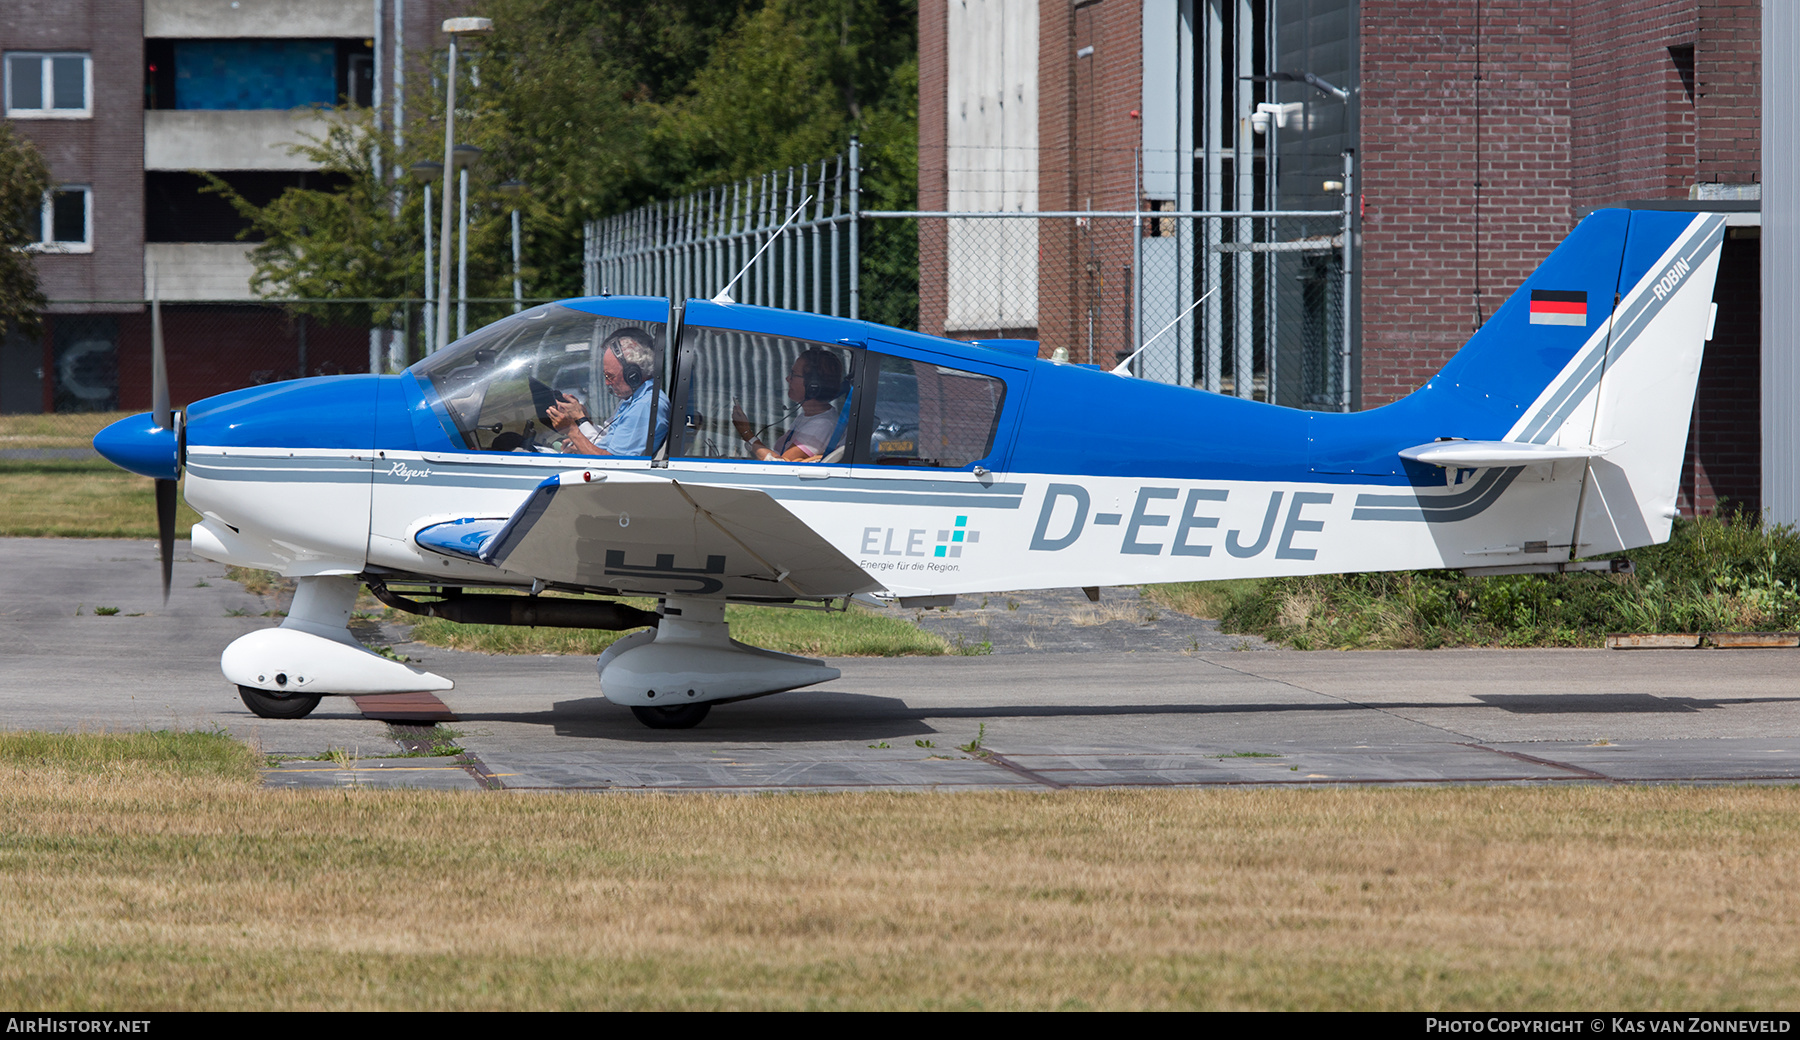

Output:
xmin=1470 ymin=693 xmax=1800 ymax=714
xmin=427 ymin=688 xmax=1800 ymax=743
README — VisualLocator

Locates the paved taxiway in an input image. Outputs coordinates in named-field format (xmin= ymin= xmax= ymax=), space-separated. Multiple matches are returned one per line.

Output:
xmin=5 ymin=538 xmax=1800 ymax=791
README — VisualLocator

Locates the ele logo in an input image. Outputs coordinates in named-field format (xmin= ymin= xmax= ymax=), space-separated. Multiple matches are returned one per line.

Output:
xmin=935 ymin=516 xmax=978 ymax=558
xmin=860 ymin=515 xmax=982 ymax=559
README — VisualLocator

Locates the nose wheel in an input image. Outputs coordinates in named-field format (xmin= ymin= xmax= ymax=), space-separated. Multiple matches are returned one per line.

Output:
xmin=237 ymin=684 xmax=323 ymax=720
xmin=629 ymin=704 xmax=712 ymax=729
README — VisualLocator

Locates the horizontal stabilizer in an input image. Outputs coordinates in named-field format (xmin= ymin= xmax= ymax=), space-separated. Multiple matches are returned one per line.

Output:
xmin=1399 ymin=440 xmax=1621 ymax=469
xmin=482 ymin=470 xmax=880 ymax=599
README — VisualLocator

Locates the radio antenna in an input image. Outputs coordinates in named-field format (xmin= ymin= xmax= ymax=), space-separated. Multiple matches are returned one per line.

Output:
xmin=711 ymin=195 xmax=813 ymax=305
xmin=1111 ymin=287 xmax=1217 ymax=377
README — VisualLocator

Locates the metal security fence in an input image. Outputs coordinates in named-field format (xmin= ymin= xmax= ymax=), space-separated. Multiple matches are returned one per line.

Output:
xmin=584 ymin=149 xmax=861 ymax=317
xmin=891 ymin=210 xmax=1348 ymax=409
xmin=584 ymin=152 xmax=1352 ymax=412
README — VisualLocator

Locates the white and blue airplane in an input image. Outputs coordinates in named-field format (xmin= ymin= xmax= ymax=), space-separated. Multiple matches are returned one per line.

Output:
xmin=95 ymin=208 xmax=1725 ymax=728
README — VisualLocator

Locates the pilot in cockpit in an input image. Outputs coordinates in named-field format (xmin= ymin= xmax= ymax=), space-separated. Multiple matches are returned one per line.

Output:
xmin=732 ymin=348 xmax=844 ymax=462
xmin=546 ymin=328 xmax=670 ymax=456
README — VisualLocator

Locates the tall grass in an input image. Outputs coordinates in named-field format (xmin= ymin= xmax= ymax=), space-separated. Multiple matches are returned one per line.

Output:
xmin=6 ymin=733 xmax=1800 ymax=1009
xmin=1145 ymin=513 xmax=1800 ymax=649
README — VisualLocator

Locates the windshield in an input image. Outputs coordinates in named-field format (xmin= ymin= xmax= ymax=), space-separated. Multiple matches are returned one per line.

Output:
xmin=410 ymin=303 xmax=667 ymax=455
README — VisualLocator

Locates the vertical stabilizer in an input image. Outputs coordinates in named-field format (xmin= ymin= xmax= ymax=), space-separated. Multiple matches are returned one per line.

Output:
xmin=1562 ymin=212 xmax=1727 ymax=553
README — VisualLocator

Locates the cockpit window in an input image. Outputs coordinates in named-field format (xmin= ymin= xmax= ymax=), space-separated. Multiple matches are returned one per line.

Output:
xmin=674 ymin=327 xmax=858 ymax=463
xmin=866 ymin=352 xmax=1005 ymax=468
xmin=410 ymin=304 xmax=668 ymax=456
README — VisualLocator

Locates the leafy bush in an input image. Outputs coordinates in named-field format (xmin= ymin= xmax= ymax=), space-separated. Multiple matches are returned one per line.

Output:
xmin=1206 ymin=513 xmax=1800 ymax=649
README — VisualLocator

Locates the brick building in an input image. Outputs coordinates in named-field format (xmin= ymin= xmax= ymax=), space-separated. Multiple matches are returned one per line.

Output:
xmin=919 ymin=0 xmax=1762 ymax=514
xmin=1 ymin=0 xmax=456 ymax=413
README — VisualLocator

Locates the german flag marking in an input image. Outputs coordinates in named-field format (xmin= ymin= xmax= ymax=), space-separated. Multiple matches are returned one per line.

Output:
xmin=1529 ymin=289 xmax=1587 ymax=326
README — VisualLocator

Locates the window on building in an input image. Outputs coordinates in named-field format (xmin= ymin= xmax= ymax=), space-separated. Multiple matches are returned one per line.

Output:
xmin=5 ymin=52 xmax=91 ymax=118
xmin=29 ymin=188 xmax=92 ymax=253
xmin=156 ymin=39 xmax=373 ymax=110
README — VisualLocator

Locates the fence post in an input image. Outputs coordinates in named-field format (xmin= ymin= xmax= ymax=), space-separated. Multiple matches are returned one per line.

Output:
xmin=1341 ymin=148 xmax=1355 ymax=412
xmin=849 ymin=135 xmax=860 ymax=321
xmin=1133 ymin=148 xmax=1143 ymax=371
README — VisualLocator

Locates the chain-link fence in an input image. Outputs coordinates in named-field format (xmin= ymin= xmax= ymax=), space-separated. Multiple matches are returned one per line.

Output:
xmin=871 ymin=211 xmax=1347 ymax=409
xmin=585 ymin=150 xmax=1351 ymax=412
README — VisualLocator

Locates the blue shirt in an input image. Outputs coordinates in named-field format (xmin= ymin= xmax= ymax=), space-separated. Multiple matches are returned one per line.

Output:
xmin=597 ymin=380 xmax=670 ymax=455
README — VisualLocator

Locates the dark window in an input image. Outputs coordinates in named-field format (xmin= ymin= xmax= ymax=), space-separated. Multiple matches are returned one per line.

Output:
xmin=50 ymin=56 xmax=84 ymax=109
xmin=7 ymin=55 xmax=41 ymax=109
xmin=338 ymin=40 xmax=374 ymax=107
xmin=5 ymin=51 xmax=90 ymax=116
xmin=50 ymin=191 xmax=85 ymax=242
xmin=145 ymin=39 xmax=176 ymax=109
xmin=145 ymin=171 xmax=350 ymax=242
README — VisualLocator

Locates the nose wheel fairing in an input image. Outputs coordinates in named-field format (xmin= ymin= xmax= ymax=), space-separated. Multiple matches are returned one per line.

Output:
xmin=221 ymin=576 xmax=454 ymax=711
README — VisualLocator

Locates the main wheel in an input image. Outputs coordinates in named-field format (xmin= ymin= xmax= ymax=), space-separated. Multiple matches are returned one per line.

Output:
xmin=237 ymin=684 xmax=323 ymax=720
xmin=630 ymin=703 xmax=712 ymax=729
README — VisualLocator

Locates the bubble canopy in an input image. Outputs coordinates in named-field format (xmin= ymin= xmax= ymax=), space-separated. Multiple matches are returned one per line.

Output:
xmin=410 ymin=300 xmax=669 ymax=455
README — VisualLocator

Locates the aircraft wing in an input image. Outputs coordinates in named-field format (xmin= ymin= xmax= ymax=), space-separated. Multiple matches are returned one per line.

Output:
xmin=429 ymin=470 xmax=880 ymax=599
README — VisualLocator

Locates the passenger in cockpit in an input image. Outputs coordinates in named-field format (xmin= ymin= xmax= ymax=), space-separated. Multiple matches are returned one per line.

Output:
xmin=733 ymin=348 xmax=844 ymax=462
xmin=547 ymin=328 xmax=669 ymax=456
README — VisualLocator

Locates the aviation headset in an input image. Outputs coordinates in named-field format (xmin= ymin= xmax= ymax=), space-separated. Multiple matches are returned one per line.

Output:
xmin=603 ymin=328 xmax=655 ymax=391
xmin=796 ymin=348 xmax=844 ymax=402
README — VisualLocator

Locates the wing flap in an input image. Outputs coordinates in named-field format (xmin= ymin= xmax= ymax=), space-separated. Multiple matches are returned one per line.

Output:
xmin=482 ymin=470 xmax=878 ymax=599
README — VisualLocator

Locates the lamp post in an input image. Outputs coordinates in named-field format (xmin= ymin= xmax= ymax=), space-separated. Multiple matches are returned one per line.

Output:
xmin=452 ymin=143 xmax=480 ymax=339
xmin=409 ymin=160 xmax=443 ymax=356
xmin=436 ymin=16 xmax=492 ymax=352
xmin=499 ymin=179 xmax=524 ymax=313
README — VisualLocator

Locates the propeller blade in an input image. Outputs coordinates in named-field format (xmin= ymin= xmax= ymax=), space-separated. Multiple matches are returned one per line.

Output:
xmin=155 ymin=477 xmax=176 ymax=604
xmin=151 ymin=270 xmax=171 ymax=431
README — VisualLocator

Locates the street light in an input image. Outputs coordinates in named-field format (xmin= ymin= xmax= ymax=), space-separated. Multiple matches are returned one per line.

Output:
xmin=436 ymin=16 xmax=492 ymax=352
xmin=409 ymin=160 xmax=443 ymax=359
xmin=499 ymin=179 xmax=524 ymax=313
xmin=451 ymin=143 xmax=481 ymax=340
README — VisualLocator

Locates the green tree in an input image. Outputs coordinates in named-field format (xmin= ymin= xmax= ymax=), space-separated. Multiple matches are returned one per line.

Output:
xmin=474 ymin=0 xmax=918 ymax=297
xmin=203 ymin=111 xmax=420 ymax=326
xmin=199 ymin=1 xmax=920 ymax=317
xmin=469 ymin=0 xmax=745 ymax=295
xmin=0 ymin=122 xmax=51 ymax=338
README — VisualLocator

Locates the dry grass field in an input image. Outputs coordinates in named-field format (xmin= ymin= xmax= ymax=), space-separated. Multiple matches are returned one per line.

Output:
xmin=3 ymin=733 xmax=1800 ymax=1010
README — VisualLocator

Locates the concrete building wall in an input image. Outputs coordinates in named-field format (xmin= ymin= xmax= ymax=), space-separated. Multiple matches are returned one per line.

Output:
xmin=943 ymin=0 xmax=1039 ymax=334
xmin=143 ymin=0 xmax=374 ymax=39
xmin=143 ymin=109 xmax=338 ymax=170
xmin=1761 ymin=0 xmax=1797 ymax=525
xmin=145 ymin=242 xmax=258 ymax=301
